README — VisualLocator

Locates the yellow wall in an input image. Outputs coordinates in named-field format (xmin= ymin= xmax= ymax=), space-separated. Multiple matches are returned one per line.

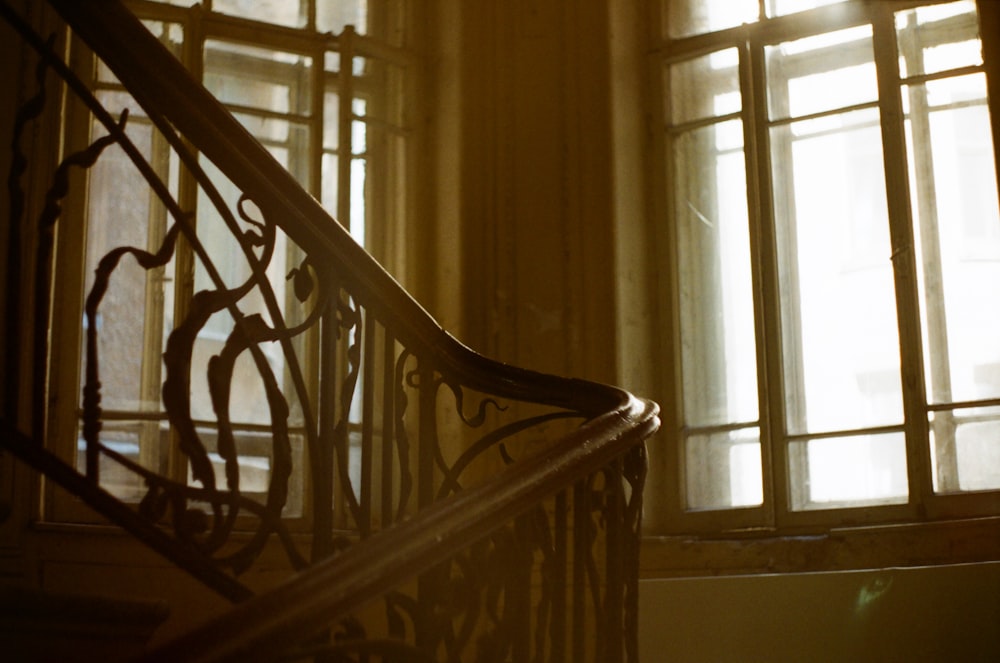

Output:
xmin=640 ymin=562 xmax=1000 ymax=662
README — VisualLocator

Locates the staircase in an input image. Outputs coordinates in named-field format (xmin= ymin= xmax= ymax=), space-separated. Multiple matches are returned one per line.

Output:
xmin=0 ymin=0 xmax=660 ymax=660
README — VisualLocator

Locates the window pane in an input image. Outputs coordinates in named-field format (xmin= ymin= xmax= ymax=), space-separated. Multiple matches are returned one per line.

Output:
xmin=187 ymin=428 xmax=305 ymax=517
xmin=765 ymin=0 xmax=845 ymax=19
xmin=685 ymin=429 xmax=763 ymax=509
xmin=766 ymin=26 xmax=876 ymax=121
xmin=667 ymin=49 xmax=740 ymax=127
xmin=204 ymin=41 xmax=313 ymax=114
xmin=76 ymin=422 xmax=164 ymax=502
xmin=673 ymin=121 xmax=757 ymax=427
xmin=190 ymin=160 xmax=292 ymax=425
xmin=350 ymin=157 xmax=367 ymax=244
xmin=324 ymin=91 xmax=340 ymax=150
xmin=664 ymin=0 xmax=757 ymax=40
xmin=80 ymin=116 xmax=177 ymax=499
xmin=325 ymin=52 xmax=368 ymax=77
xmin=772 ymin=109 xmax=903 ymax=434
xmin=322 ymin=152 xmax=339 ymax=213
xmin=789 ymin=433 xmax=908 ymax=509
xmin=317 ymin=0 xmax=367 ymax=35
xmin=907 ymin=75 xmax=1000 ymax=405
xmin=83 ymin=115 xmax=174 ymax=414
xmin=930 ymin=407 xmax=1000 ymax=493
xmin=897 ymin=1 xmax=982 ymax=79
xmin=232 ymin=111 xmax=292 ymax=144
xmin=212 ymin=0 xmax=306 ymax=28
xmin=352 ymin=98 xmax=368 ymax=154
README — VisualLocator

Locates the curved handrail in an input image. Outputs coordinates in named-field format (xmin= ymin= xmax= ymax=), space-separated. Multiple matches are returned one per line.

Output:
xmin=138 ymin=396 xmax=658 ymax=663
xmin=47 ymin=0 xmax=625 ymax=419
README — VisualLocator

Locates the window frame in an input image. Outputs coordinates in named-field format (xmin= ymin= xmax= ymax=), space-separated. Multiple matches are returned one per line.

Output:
xmin=42 ymin=0 xmax=416 ymax=526
xmin=649 ymin=0 xmax=1000 ymax=536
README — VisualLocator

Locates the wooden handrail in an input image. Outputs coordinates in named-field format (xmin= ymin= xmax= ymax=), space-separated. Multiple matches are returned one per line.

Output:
xmin=138 ymin=397 xmax=658 ymax=662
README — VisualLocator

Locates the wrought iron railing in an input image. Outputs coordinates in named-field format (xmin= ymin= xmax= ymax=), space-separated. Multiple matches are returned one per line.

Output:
xmin=1 ymin=0 xmax=660 ymax=660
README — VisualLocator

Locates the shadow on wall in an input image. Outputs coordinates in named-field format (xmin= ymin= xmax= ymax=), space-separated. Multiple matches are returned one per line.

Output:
xmin=639 ymin=561 xmax=1000 ymax=662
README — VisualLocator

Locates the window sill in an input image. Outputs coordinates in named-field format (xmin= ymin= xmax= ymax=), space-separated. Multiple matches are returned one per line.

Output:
xmin=640 ymin=516 xmax=1000 ymax=578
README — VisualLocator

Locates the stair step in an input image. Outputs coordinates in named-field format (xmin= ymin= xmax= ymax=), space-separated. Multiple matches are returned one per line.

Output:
xmin=0 ymin=585 xmax=169 ymax=662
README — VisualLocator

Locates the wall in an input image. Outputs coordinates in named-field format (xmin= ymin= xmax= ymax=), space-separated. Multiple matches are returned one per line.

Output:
xmin=639 ymin=561 xmax=1000 ymax=662
xmin=426 ymin=0 xmax=619 ymax=386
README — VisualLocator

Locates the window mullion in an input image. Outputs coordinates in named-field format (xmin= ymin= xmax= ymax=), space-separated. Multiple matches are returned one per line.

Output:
xmin=306 ymin=0 xmax=316 ymax=32
xmin=745 ymin=36 xmax=785 ymax=526
xmin=761 ymin=34 xmax=809 ymax=523
xmin=655 ymin=49 xmax=684 ymax=528
xmin=337 ymin=28 xmax=355 ymax=233
xmin=871 ymin=6 xmax=931 ymax=510
xmin=308 ymin=44 xmax=324 ymax=203
xmin=45 ymin=40 xmax=102 ymax=518
xmin=165 ymin=12 xmax=204 ymax=487
xmin=897 ymin=10 xmax=960 ymax=491
xmin=138 ymin=115 xmax=171 ymax=476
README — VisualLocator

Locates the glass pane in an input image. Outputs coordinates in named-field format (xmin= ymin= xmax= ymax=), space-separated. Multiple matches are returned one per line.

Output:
xmin=321 ymin=152 xmax=339 ymax=213
xmin=190 ymin=333 xmax=287 ymax=426
xmin=664 ymin=0 xmax=757 ymax=39
xmin=212 ymin=0 xmax=306 ymax=28
xmin=80 ymin=114 xmax=178 ymax=499
xmin=317 ymin=0 xmax=367 ymax=35
xmin=765 ymin=0 xmax=845 ymax=18
xmin=906 ymin=75 xmax=1000 ymax=405
xmin=772 ymin=109 xmax=903 ymax=434
xmin=83 ymin=118 xmax=172 ymax=414
xmin=96 ymin=90 xmax=146 ymax=120
xmin=930 ymin=407 xmax=1000 ymax=493
xmin=190 ymin=159 xmax=290 ymax=424
xmin=352 ymin=98 xmax=368 ymax=154
xmin=685 ymin=429 xmax=763 ymax=509
xmin=324 ymin=52 xmax=366 ymax=77
xmin=767 ymin=26 xmax=876 ymax=121
xmin=350 ymin=157 xmax=367 ymax=244
xmin=142 ymin=20 xmax=184 ymax=50
xmin=353 ymin=56 xmax=367 ymax=77
xmin=324 ymin=91 xmax=340 ymax=150
xmin=674 ymin=121 xmax=757 ymax=427
xmin=187 ymin=428 xmax=305 ymax=517
xmin=896 ymin=1 xmax=981 ymax=79
xmin=232 ymin=111 xmax=291 ymax=144
xmin=76 ymin=422 xmax=166 ymax=502
xmin=204 ymin=41 xmax=312 ymax=113
xmin=667 ymin=49 xmax=740 ymax=127
xmin=789 ymin=433 xmax=908 ymax=509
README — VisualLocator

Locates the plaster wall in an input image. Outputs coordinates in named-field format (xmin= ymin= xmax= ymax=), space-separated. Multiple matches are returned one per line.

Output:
xmin=639 ymin=561 xmax=1000 ymax=662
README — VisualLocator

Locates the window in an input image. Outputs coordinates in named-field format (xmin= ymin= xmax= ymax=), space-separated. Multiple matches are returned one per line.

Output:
xmin=655 ymin=0 xmax=1000 ymax=532
xmin=46 ymin=0 xmax=414 ymax=522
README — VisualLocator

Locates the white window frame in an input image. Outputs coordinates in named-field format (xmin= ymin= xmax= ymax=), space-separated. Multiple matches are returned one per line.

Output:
xmin=649 ymin=0 xmax=1000 ymax=535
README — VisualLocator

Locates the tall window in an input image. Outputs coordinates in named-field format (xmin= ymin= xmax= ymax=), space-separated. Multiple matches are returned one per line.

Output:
xmin=656 ymin=0 xmax=1000 ymax=531
xmin=46 ymin=0 xmax=413 ymax=522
